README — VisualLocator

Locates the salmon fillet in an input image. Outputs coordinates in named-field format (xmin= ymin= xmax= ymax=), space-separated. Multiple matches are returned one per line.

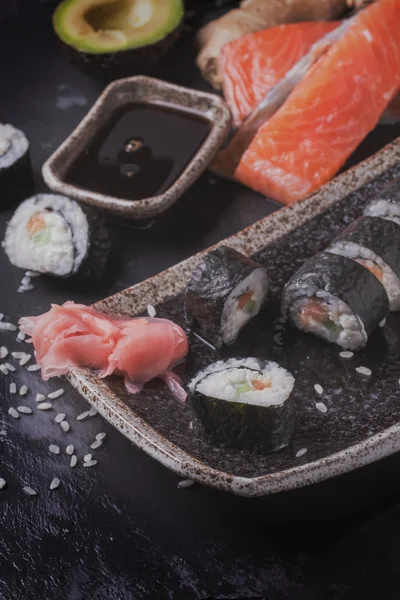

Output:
xmin=220 ymin=21 xmax=339 ymax=127
xmin=235 ymin=0 xmax=400 ymax=204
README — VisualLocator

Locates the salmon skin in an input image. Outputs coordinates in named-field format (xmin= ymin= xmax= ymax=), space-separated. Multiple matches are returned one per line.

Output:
xmin=235 ymin=0 xmax=400 ymax=204
xmin=220 ymin=21 xmax=339 ymax=127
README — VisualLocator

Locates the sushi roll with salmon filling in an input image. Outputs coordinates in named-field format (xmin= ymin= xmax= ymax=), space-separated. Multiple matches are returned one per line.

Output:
xmin=184 ymin=246 xmax=269 ymax=348
xmin=0 ymin=124 xmax=33 ymax=208
xmin=282 ymin=253 xmax=389 ymax=350
xmin=3 ymin=194 xmax=110 ymax=278
xmin=326 ymin=216 xmax=400 ymax=311
xmin=364 ymin=178 xmax=400 ymax=225
xmin=189 ymin=358 xmax=295 ymax=453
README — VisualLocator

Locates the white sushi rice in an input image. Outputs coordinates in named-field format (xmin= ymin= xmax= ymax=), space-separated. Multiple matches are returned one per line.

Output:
xmin=19 ymin=354 xmax=31 ymax=366
xmin=147 ymin=304 xmax=156 ymax=317
xmin=8 ymin=407 xmax=19 ymax=419
xmin=5 ymin=363 xmax=15 ymax=372
xmin=50 ymin=478 xmax=60 ymax=490
xmin=66 ymin=445 xmax=74 ymax=455
xmin=356 ymin=366 xmax=372 ymax=376
xmin=90 ymin=439 xmax=102 ymax=450
xmin=17 ymin=406 xmax=32 ymax=414
xmin=70 ymin=455 xmax=78 ymax=467
xmin=288 ymin=288 xmax=367 ymax=350
xmin=28 ymin=364 xmax=41 ymax=372
xmin=221 ymin=268 xmax=269 ymax=345
xmin=364 ymin=199 xmax=400 ymax=226
xmin=60 ymin=421 xmax=70 ymax=432
xmin=17 ymin=331 xmax=26 ymax=340
xmin=84 ymin=453 xmax=92 ymax=462
xmin=178 ymin=479 xmax=194 ymax=489
xmin=2 ymin=194 xmax=90 ymax=277
xmin=316 ymin=402 xmax=328 ymax=413
xmin=0 ymin=124 xmax=28 ymax=168
xmin=339 ymin=351 xmax=354 ymax=358
xmin=35 ymin=393 xmax=46 ymax=402
xmin=48 ymin=388 xmax=64 ymax=399
xmin=9 ymin=382 xmax=16 ymax=394
xmin=49 ymin=444 xmax=60 ymax=455
xmin=0 ymin=478 xmax=6 ymax=490
xmin=76 ymin=411 xmax=90 ymax=421
xmin=0 ymin=322 xmax=17 ymax=332
xmin=23 ymin=486 xmax=37 ymax=496
xmin=19 ymin=385 xmax=28 ymax=396
xmin=328 ymin=242 xmax=400 ymax=311
xmin=296 ymin=448 xmax=308 ymax=458
xmin=189 ymin=358 xmax=294 ymax=406
xmin=314 ymin=384 xmax=323 ymax=395
xmin=55 ymin=413 xmax=65 ymax=423
xmin=0 ymin=365 xmax=8 ymax=375
xmin=83 ymin=460 xmax=97 ymax=468
xmin=0 ymin=346 xmax=8 ymax=359
xmin=37 ymin=402 xmax=52 ymax=410
xmin=96 ymin=433 xmax=106 ymax=441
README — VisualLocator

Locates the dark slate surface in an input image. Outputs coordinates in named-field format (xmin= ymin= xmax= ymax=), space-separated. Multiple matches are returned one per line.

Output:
xmin=2 ymin=5 xmax=400 ymax=600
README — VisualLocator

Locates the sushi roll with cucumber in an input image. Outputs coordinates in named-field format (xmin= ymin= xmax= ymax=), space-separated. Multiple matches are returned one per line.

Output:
xmin=3 ymin=194 xmax=110 ymax=278
xmin=364 ymin=178 xmax=400 ymax=225
xmin=327 ymin=216 xmax=400 ymax=310
xmin=189 ymin=358 xmax=295 ymax=453
xmin=0 ymin=123 xmax=33 ymax=208
xmin=184 ymin=246 xmax=269 ymax=348
xmin=282 ymin=252 xmax=389 ymax=350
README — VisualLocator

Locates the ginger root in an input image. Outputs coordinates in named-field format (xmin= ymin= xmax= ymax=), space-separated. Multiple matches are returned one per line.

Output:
xmin=196 ymin=0 xmax=350 ymax=89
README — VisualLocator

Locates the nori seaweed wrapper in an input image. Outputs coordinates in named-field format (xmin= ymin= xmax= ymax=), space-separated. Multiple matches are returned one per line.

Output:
xmin=189 ymin=360 xmax=295 ymax=454
xmin=74 ymin=207 xmax=111 ymax=279
xmin=282 ymin=252 xmax=389 ymax=337
xmin=331 ymin=216 xmax=400 ymax=279
xmin=0 ymin=148 xmax=34 ymax=209
xmin=184 ymin=245 xmax=268 ymax=347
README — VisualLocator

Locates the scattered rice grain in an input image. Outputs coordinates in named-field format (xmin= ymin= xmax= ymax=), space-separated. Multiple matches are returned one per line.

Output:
xmin=48 ymin=388 xmax=64 ymax=400
xmin=19 ymin=354 xmax=31 ymax=366
xmin=0 ymin=346 xmax=8 ymax=359
xmin=49 ymin=478 xmax=60 ymax=490
xmin=5 ymin=363 xmax=15 ymax=372
xmin=314 ymin=384 xmax=323 ymax=395
xmin=25 ymin=271 xmax=40 ymax=278
xmin=0 ymin=322 xmax=17 ymax=332
xmin=83 ymin=460 xmax=97 ymax=468
xmin=0 ymin=364 xmax=8 ymax=375
xmin=90 ymin=439 xmax=102 ymax=450
xmin=178 ymin=479 xmax=194 ymax=489
xmin=66 ymin=445 xmax=74 ymax=455
xmin=8 ymin=407 xmax=19 ymax=419
xmin=35 ymin=393 xmax=46 ymax=402
xmin=21 ymin=276 xmax=31 ymax=286
xmin=89 ymin=406 xmax=97 ymax=417
xmin=356 ymin=366 xmax=372 ymax=377
xmin=28 ymin=364 xmax=41 ymax=372
xmin=0 ymin=478 xmax=6 ymax=490
xmin=96 ymin=433 xmax=106 ymax=441
xmin=76 ymin=411 xmax=89 ymax=421
xmin=84 ymin=453 xmax=92 ymax=462
xmin=23 ymin=486 xmax=37 ymax=496
xmin=19 ymin=385 xmax=28 ymax=396
xmin=12 ymin=352 xmax=24 ymax=359
xmin=380 ymin=318 xmax=386 ymax=327
xmin=49 ymin=444 xmax=60 ymax=455
xmin=147 ymin=304 xmax=156 ymax=318
xmin=296 ymin=448 xmax=308 ymax=458
xmin=70 ymin=455 xmax=77 ymax=467
xmin=55 ymin=413 xmax=65 ymax=423
xmin=0 ymin=430 xmax=6 ymax=436
xmin=9 ymin=383 xmax=16 ymax=394
xmin=60 ymin=421 xmax=70 ymax=433
xmin=17 ymin=331 xmax=26 ymax=340
xmin=18 ymin=284 xmax=34 ymax=292
xmin=0 ymin=313 xmax=3 ymax=321
xmin=38 ymin=402 xmax=52 ymax=411
xmin=339 ymin=350 xmax=354 ymax=358
xmin=17 ymin=406 xmax=32 ymax=414
xmin=316 ymin=402 xmax=328 ymax=414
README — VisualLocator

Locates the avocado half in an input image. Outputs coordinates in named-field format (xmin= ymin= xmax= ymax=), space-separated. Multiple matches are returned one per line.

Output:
xmin=53 ymin=0 xmax=184 ymax=79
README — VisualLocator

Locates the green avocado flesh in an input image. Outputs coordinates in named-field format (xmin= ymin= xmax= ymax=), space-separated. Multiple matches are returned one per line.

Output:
xmin=53 ymin=0 xmax=184 ymax=54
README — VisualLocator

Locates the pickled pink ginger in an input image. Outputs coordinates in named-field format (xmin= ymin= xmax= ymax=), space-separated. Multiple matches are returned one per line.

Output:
xmin=19 ymin=301 xmax=188 ymax=402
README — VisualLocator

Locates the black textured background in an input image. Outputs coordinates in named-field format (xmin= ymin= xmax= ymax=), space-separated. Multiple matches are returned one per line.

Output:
xmin=2 ymin=4 xmax=400 ymax=600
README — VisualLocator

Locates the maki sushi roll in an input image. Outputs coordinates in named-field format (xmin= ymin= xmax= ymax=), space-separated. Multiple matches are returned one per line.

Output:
xmin=282 ymin=252 xmax=389 ymax=350
xmin=184 ymin=246 xmax=269 ymax=348
xmin=327 ymin=216 xmax=400 ymax=310
xmin=3 ymin=194 xmax=110 ymax=278
xmin=0 ymin=123 xmax=33 ymax=208
xmin=364 ymin=178 xmax=400 ymax=225
xmin=189 ymin=358 xmax=295 ymax=453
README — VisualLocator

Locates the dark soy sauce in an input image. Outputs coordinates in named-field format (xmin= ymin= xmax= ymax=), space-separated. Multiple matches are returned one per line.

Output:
xmin=65 ymin=103 xmax=212 ymax=200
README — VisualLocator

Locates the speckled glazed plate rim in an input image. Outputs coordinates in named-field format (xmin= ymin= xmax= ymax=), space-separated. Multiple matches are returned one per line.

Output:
xmin=42 ymin=75 xmax=231 ymax=219
xmin=68 ymin=138 xmax=400 ymax=497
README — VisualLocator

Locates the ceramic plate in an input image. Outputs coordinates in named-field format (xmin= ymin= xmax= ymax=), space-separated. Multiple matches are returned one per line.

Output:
xmin=68 ymin=139 xmax=400 ymax=497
